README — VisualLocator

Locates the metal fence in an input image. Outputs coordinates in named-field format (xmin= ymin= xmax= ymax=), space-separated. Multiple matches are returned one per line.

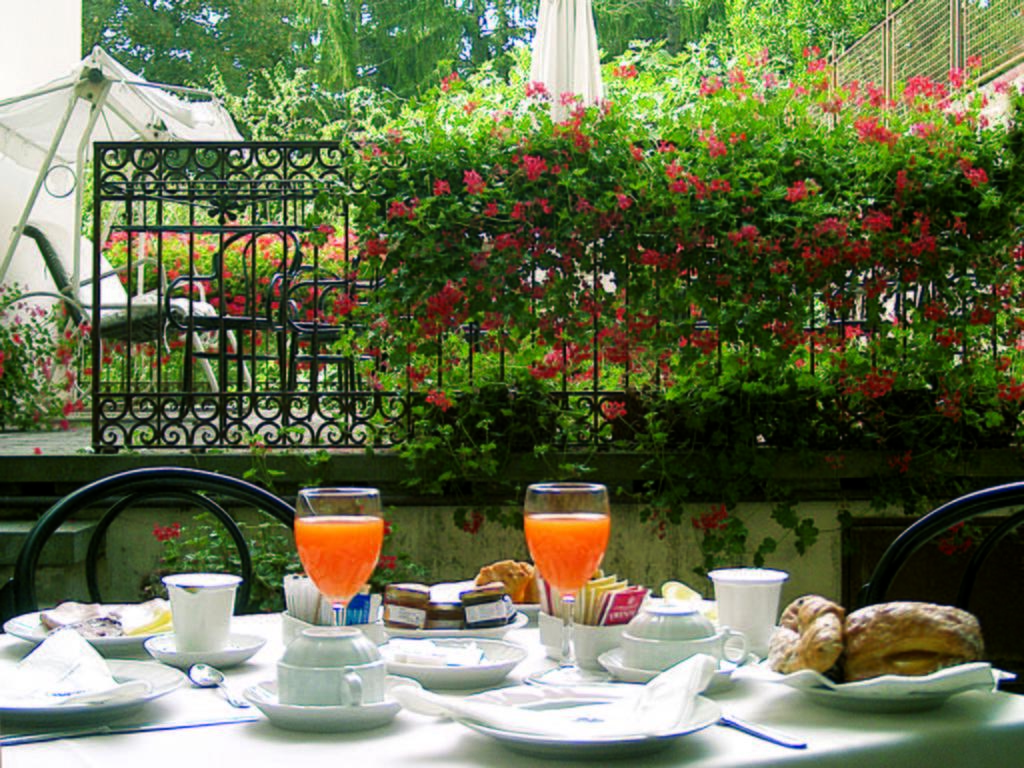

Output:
xmin=90 ymin=141 xmax=399 ymax=451
xmin=834 ymin=0 xmax=1024 ymax=96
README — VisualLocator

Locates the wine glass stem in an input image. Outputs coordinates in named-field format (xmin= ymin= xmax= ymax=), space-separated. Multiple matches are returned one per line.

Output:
xmin=333 ymin=601 xmax=347 ymax=627
xmin=560 ymin=594 xmax=577 ymax=669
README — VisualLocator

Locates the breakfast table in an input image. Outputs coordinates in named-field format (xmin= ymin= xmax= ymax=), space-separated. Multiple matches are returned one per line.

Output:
xmin=2 ymin=612 xmax=1023 ymax=767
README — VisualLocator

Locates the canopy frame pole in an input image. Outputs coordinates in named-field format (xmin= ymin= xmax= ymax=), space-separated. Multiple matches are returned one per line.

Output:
xmin=0 ymin=89 xmax=80 ymax=285
xmin=71 ymin=79 xmax=114 ymax=296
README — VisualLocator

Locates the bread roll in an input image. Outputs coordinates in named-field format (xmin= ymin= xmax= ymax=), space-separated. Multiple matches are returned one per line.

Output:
xmin=844 ymin=601 xmax=984 ymax=681
xmin=475 ymin=560 xmax=537 ymax=604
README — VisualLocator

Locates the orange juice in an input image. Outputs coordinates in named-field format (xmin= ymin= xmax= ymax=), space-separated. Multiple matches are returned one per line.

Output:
xmin=524 ymin=513 xmax=610 ymax=594
xmin=294 ymin=515 xmax=385 ymax=602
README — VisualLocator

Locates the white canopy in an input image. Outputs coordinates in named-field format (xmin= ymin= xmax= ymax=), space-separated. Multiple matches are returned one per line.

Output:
xmin=529 ymin=0 xmax=603 ymax=119
xmin=0 ymin=46 xmax=242 ymax=291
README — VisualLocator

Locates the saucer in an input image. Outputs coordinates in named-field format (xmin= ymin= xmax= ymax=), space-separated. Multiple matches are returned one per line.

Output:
xmin=244 ymin=678 xmax=409 ymax=732
xmin=144 ymin=633 xmax=266 ymax=670
xmin=598 ymin=648 xmax=755 ymax=693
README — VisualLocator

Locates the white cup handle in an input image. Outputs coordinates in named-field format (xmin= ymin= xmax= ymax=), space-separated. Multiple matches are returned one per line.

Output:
xmin=721 ymin=629 xmax=748 ymax=663
xmin=340 ymin=669 xmax=363 ymax=706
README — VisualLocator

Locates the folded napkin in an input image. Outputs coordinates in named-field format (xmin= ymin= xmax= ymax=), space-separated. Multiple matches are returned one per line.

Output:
xmin=0 ymin=629 xmax=151 ymax=707
xmin=391 ymin=653 xmax=717 ymax=739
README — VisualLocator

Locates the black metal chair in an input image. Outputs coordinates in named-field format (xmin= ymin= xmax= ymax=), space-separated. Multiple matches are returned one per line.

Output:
xmin=0 ymin=467 xmax=295 ymax=624
xmin=857 ymin=481 xmax=1024 ymax=690
xmin=857 ymin=481 xmax=1024 ymax=607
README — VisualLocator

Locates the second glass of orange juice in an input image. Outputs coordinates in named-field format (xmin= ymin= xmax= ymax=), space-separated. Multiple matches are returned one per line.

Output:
xmin=523 ymin=481 xmax=611 ymax=685
xmin=294 ymin=487 xmax=385 ymax=627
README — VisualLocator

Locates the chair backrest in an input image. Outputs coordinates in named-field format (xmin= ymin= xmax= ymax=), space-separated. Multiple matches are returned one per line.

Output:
xmin=0 ymin=467 xmax=295 ymax=623
xmin=857 ymin=481 xmax=1024 ymax=608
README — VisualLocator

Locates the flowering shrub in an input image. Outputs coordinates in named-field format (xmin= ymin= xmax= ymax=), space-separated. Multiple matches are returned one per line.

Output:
xmin=331 ymin=45 xmax=1024 ymax=571
xmin=0 ymin=285 xmax=85 ymax=430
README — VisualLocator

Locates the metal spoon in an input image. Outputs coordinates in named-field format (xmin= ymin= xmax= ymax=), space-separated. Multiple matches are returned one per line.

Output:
xmin=188 ymin=663 xmax=250 ymax=708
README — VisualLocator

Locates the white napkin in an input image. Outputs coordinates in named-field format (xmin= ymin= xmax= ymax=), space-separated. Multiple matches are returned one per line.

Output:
xmin=391 ymin=653 xmax=717 ymax=738
xmin=0 ymin=629 xmax=152 ymax=707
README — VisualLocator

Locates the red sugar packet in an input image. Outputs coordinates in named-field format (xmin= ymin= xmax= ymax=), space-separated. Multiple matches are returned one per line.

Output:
xmin=598 ymin=586 xmax=649 ymax=626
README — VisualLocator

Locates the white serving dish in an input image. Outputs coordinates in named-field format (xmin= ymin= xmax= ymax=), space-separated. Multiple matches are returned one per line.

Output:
xmin=0 ymin=660 xmax=185 ymax=726
xmin=770 ymin=662 xmax=1015 ymax=713
xmin=381 ymin=638 xmax=527 ymax=690
xmin=3 ymin=611 xmax=170 ymax=656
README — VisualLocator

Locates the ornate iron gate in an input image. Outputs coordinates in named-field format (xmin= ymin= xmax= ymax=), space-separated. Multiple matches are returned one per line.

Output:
xmin=90 ymin=141 xmax=409 ymax=451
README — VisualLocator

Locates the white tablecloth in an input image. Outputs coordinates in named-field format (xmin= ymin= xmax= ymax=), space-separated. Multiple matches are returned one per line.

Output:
xmin=3 ymin=613 xmax=1023 ymax=767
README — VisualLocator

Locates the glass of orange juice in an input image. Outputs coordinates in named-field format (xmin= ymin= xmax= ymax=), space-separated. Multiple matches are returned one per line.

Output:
xmin=294 ymin=487 xmax=385 ymax=627
xmin=523 ymin=481 xmax=611 ymax=685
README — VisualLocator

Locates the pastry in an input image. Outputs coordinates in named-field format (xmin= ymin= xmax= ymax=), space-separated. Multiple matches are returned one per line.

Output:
xmin=843 ymin=601 xmax=984 ymax=681
xmin=475 ymin=560 xmax=538 ymax=604
xmin=769 ymin=594 xmax=845 ymax=675
xmin=38 ymin=599 xmax=171 ymax=637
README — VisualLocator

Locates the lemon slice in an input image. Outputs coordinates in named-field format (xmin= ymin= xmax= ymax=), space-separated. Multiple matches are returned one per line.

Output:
xmin=661 ymin=580 xmax=701 ymax=603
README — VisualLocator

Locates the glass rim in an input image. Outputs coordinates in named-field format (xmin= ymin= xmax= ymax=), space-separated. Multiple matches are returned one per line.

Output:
xmin=525 ymin=482 xmax=607 ymax=494
xmin=297 ymin=487 xmax=381 ymax=498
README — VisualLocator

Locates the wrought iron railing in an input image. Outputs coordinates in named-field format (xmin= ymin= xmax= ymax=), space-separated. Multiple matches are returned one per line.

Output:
xmin=834 ymin=0 xmax=1024 ymax=96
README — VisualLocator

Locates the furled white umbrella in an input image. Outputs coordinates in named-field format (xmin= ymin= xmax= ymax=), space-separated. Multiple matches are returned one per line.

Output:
xmin=529 ymin=0 xmax=603 ymax=118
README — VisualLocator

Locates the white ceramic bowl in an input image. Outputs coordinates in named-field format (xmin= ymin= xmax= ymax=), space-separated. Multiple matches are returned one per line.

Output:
xmin=625 ymin=603 xmax=715 ymax=642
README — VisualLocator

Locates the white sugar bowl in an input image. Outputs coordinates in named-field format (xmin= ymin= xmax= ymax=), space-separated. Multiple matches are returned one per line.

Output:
xmin=620 ymin=603 xmax=747 ymax=671
xmin=625 ymin=603 xmax=715 ymax=642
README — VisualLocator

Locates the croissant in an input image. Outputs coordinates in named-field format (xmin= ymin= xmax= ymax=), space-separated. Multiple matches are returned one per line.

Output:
xmin=843 ymin=601 xmax=984 ymax=681
xmin=768 ymin=594 xmax=845 ymax=675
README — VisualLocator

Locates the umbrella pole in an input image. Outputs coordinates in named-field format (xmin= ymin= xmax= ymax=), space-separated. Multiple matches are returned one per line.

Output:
xmin=0 ymin=91 xmax=79 ymax=284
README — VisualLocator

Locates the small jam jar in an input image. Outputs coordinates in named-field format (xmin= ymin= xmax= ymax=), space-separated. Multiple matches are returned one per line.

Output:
xmin=460 ymin=582 xmax=513 ymax=629
xmin=383 ymin=583 xmax=430 ymax=629
xmin=425 ymin=600 xmax=466 ymax=630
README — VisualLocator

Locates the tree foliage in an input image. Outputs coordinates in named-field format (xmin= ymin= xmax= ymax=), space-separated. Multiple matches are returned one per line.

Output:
xmin=84 ymin=0 xmax=889 ymax=105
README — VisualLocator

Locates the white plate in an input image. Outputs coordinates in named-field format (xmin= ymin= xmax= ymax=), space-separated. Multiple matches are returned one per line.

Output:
xmin=0 ymin=660 xmax=185 ymax=726
xmin=458 ymin=686 xmax=721 ymax=758
xmin=382 ymin=611 xmax=528 ymax=640
xmin=243 ymin=678 xmax=410 ymax=732
xmin=3 ymin=612 xmax=170 ymax=655
xmin=381 ymin=638 xmax=527 ymax=690
xmin=598 ymin=648 xmax=755 ymax=693
xmin=144 ymin=633 xmax=266 ymax=670
xmin=774 ymin=662 xmax=1014 ymax=713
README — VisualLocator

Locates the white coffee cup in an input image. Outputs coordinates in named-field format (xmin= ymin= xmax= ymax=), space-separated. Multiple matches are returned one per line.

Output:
xmin=278 ymin=627 xmax=386 ymax=707
xmin=538 ymin=611 xmax=624 ymax=671
xmin=162 ymin=572 xmax=241 ymax=653
xmin=708 ymin=568 xmax=789 ymax=657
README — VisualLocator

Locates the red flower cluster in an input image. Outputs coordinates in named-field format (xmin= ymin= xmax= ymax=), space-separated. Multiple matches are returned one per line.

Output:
xmin=693 ymin=504 xmax=729 ymax=531
xmin=461 ymin=510 xmax=484 ymax=534
xmin=937 ymin=522 xmax=974 ymax=556
xmin=153 ymin=522 xmax=182 ymax=542
xmin=601 ymin=400 xmax=628 ymax=420
xmin=425 ymin=388 xmax=453 ymax=412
